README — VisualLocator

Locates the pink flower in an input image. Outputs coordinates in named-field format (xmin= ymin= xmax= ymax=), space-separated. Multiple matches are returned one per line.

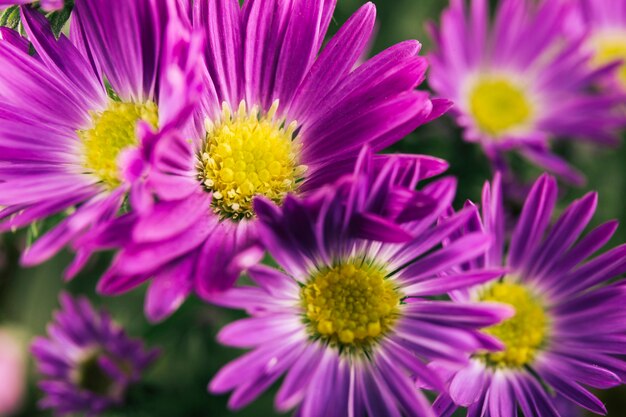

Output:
xmin=0 ymin=330 xmax=26 ymax=416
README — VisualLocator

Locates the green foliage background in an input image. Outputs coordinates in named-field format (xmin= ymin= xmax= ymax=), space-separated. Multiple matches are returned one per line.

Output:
xmin=1 ymin=0 xmax=625 ymax=416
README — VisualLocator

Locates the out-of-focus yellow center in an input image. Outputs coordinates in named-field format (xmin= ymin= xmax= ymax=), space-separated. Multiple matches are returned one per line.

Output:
xmin=301 ymin=262 xmax=401 ymax=350
xmin=468 ymin=77 xmax=533 ymax=137
xmin=199 ymin=101 xmax=306 ymax=220
xmin=479 ymin=282 xmax=549 ymax=368
xmin=591 ymin=33 xmax=626 ymax=88
xmin=79 ymin=101 xmax=158 ymax=189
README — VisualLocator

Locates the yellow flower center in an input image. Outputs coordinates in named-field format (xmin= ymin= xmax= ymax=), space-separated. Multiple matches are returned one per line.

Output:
xmin=199 ymin=101 xmax=306 ymax=220
xmin=79 ymin=101 xmax=158 ymax=189
xmin=479 ymin=282 xmax=549 ymax=368
xmin=591 ymin=32 xmax=626 ymax=88
xmin=301 ymin=262 xmax=401 ymax=350
xmin=468 ymin=77 xmax=534 ymax=137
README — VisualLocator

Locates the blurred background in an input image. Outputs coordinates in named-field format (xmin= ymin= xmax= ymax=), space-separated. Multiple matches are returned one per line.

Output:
xmin=1 ymin=0 xmax=625 ymax=416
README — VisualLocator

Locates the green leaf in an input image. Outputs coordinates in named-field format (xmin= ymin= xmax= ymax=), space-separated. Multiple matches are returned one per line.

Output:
xmin=25 ymin=210 xmax=70 ymax=247
xmin=47 ymin=6 xmax=73 ymax=36
xmin=1 ymin=2 xmax=75 ymax=38
xmin=0 ymin=6 xmax=21 ymax=31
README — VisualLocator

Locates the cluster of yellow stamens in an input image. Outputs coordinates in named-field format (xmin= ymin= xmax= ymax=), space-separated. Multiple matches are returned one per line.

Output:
xmin=301 ymin=262 xmax=401 ymax=350
xmin=79 ymin=101 xmax=158 ymax=189
xmin=590 ymin=32 xmax=626 ymax=88
xmin=199 ymin=101 xmax=306 ymax=220
xmin=468 ymin=76 xmax=534 ymax=137
xmin=478 ymin=281 xmax=549 ymax=368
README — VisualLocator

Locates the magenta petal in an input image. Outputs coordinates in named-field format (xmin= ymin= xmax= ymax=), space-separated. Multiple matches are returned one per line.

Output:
xmin=97 ymin=268 xmax=150 ymax=296
xmin=272 ymin=0 xmax=325 ymax=109
xmin=132 ymin=190 xmax=211 ymax=242
xmin=145 ymin=256 xmax=195 ymax=323
xmin=288 ymin=2 xmax=376 ymax=124
xmin=350 ymin=212 xmax=413 ymax=243
xmin=448 ymin=361 xmax=489 ymax=407
xmin=114 ymin=218 xmax=214 ymax=276
xmin=398 ymin=232 xmax=493 ymax=285
xmin=22 ymin=191 xmax=124 ymax=267
xmin=73 ymin=0 xmax=170 ymax=101
xmin=507 ymin=174 xmax=557 ymax=270
xmin=194 ymin=222 xmax=262 ymax=298
xmin=20 ymin=6 xmax=106 ymax=109
xmin=0 ymin=27 xmax=30 ymax=53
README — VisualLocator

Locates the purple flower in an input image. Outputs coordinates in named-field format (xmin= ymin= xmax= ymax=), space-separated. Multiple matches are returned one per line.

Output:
xmin=433 ymin=173 xmax=626 ymax=417
xmin=0 ymin=0 xmax=202 ymax=278
xmin=568 ymin=0 xmax=626 ymax=90
xmin=208 ymin=148 xmax=512 ymax=416
xmin=428 ymin=0 xmax=625 ymax=185
xmin=0 ymin=0 xmax=62 ymax=12
xmin=94 ymin=0 xmax=451 ymax=322
xmin=31 ymin=293 xmax=159 ymax=417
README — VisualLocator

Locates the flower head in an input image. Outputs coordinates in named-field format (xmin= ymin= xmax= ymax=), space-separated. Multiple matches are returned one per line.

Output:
xmin=567 ymin=0 xmax=626 ymax=90
xmin=0 ymin=0 xmax=202 ymax=278
xmin=31 ymin=293 xmax=159 ymax=417
xmin=434 ymin=173 xmax=626 ymax=417
xmin=428 ymin=0 xmax=625 ymax=184
xmin=95 ymin=0 xmax=450 ymax=322
xmin=208 ymin=148 xmax=511 ymax=416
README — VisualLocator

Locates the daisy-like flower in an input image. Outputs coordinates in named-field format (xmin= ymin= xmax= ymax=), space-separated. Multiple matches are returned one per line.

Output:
xmin=0 ymin=1 xmax=202 ymax=277
xmin=568 ymin=0 xmax=626 ymax=90
xmin=31 ymin=293 xmax=159 ymax=416
xmin=95 ymin=0 xmax=450 ymax=322
xmin=0 ymin=0 xmax=62 ymax=11
xmin=208 ymin=148 xmax=512 ymax=416
xmin=428 ymin=0 xmax=625 ymax=184
xmin=433 ymin=173 xmax=626 ymax=417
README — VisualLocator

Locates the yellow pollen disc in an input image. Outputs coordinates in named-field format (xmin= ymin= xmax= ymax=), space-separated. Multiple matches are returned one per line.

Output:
xmin=479 ymin=282 xmax=549 ymax=368
xmin=301 ymin=262 xmax=401 ymax=350
xmin=591 ymin=33 xmax=626 ymax=88
xmin=79 ymin=101 xmax=158 ymax=189
xmin=468 ymin=77 xmax=534 ymax=137
xmin=199 ymin=100 xmax=306 ymax=220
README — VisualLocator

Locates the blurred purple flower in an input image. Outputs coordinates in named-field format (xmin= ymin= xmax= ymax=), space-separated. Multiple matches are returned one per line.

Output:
xmin=433 ymin=173 xmax=626 ymax=417
xmin=208 ymin=148 xmax=511 ymax=416
xmin=32 ymin=293 xmax=159 ymax=417
xmin=0 ymin=330 xmax=26 ymax=415
xmin=428 ymin=0 xmax=625 ymax=185
xmin=0 ymin=0 xmax=203 ymax=279
xmin=93 ymin=0 xmax=451 ymax=322
xmin=568 ymin=0 xmax=626 ymax=91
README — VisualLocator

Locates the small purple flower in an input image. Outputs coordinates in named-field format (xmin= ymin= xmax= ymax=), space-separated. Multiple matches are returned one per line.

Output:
xmin=433 ymin=173 xmax=626 ymax=417
xmin=31 ymin=293 xmax=159 ymax=417
xmin=568 ymin=0 xmax=626 ymax=90
xmin=0 ymin=0 xmax=202 ymax=279
xmin=208 ymin=148 xmax=512 ymax=416
xmin=428 ymin=0 xmax=625 ymax=185
xmin=0 ymin=0 xmax=62 ymax=12
xmin=94 ymin=0 xmax=451 ymax=322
